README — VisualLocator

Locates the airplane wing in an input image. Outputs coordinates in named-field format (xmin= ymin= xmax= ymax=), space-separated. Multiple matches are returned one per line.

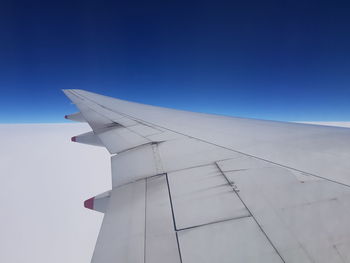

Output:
xmin=63 ymin=89 xmax=350 ymax=263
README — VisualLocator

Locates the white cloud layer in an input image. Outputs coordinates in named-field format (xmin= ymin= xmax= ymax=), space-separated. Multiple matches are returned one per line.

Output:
xmin=296 ymin=122 xmax=350 ymax=128
xmin=0 ymin=123 xmax=110 ymax=263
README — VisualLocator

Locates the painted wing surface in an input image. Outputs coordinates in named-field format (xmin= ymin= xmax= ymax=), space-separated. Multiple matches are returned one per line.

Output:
xmin=64 ymin=89 xmax=350 ymax=263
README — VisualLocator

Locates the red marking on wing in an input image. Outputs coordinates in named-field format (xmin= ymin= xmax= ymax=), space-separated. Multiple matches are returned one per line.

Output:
xmin=84 ymin=197 xmax=94 ymax=210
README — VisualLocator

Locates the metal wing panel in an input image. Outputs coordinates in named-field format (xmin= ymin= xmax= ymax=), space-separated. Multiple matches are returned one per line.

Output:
xmin=217 ymin=157 xmax=350 ymax=263
xmin=145 ymin=175 xmax=181 ymax=263
xmin=167 ymin=164 xmax=249 ymax=229
xmin=178 ymin=217 xmax=283 ymax=263
xmin=111 ymin=143 xmax=161 ymax=187
xmin=91 ymin=180 xmax=146 ymax=263
xmin=66 ymin=89 xmax=350 ymax=187
xmin=91 ymin=175 xmax=182 ymax=263
xmin=157 ymin=138 xmax=239 ymax=172
xmin=127 ymin=124 xmax=164 ymax=137
xmin=74 ymin=103 xmax=114 ymax=131
xmin=97 ymin=126 xmax=150 ymax=154
xmin=110 ymin=137 xmax=239 ymax=187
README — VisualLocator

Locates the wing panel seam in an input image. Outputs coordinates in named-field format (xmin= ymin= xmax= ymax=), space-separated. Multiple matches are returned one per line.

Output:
xmin=165 ymin=173 xmax=183 ymax=263
xmin=214 ymin=162 xmax=286 ymax=263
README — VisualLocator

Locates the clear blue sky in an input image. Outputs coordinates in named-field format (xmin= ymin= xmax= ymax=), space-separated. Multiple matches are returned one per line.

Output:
xmin=1 ymin=0 xmax=350 ymax=123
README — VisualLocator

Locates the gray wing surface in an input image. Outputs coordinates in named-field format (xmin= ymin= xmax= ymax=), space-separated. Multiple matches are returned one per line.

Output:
xmin=64 ymin=89 xmax=350 ymax=263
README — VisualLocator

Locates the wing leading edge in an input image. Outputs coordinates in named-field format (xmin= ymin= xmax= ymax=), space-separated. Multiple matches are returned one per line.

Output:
xmin=64 ymin=89 xmax=350 ymax=263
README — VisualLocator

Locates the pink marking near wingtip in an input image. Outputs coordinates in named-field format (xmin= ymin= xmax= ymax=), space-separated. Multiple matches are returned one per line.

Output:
xmin=84 ymin=197 xmax=94 ymax=210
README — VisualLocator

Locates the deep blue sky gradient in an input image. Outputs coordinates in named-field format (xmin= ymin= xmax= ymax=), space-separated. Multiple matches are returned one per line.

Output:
xmin=1 ymin=0 xmax=350 ymax=123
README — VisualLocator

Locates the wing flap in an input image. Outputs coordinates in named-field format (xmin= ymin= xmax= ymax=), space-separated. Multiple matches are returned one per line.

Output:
xmin=145 ymin=175 xmax=181 ymax=263
xmin=97 ymin=126 xmax=150 ymax=154
xmin=167 ymin=164 xmax=249 ymax=230
xmin=92 ymin=175 xmax=181 ymax=263
xmin=91 ymin=180 xmax=146 ymax=263
xmin=110 ymin=136 xmax=239 ymax=187
xmin=111 ymin=143 xmax=162 ymax=187
xmin=178 ymin=217 xmax=283 ymax=263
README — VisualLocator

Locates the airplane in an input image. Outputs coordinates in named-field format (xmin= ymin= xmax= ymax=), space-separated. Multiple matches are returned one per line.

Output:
xmin=63 ymin=89 xmax=350 ymax=263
